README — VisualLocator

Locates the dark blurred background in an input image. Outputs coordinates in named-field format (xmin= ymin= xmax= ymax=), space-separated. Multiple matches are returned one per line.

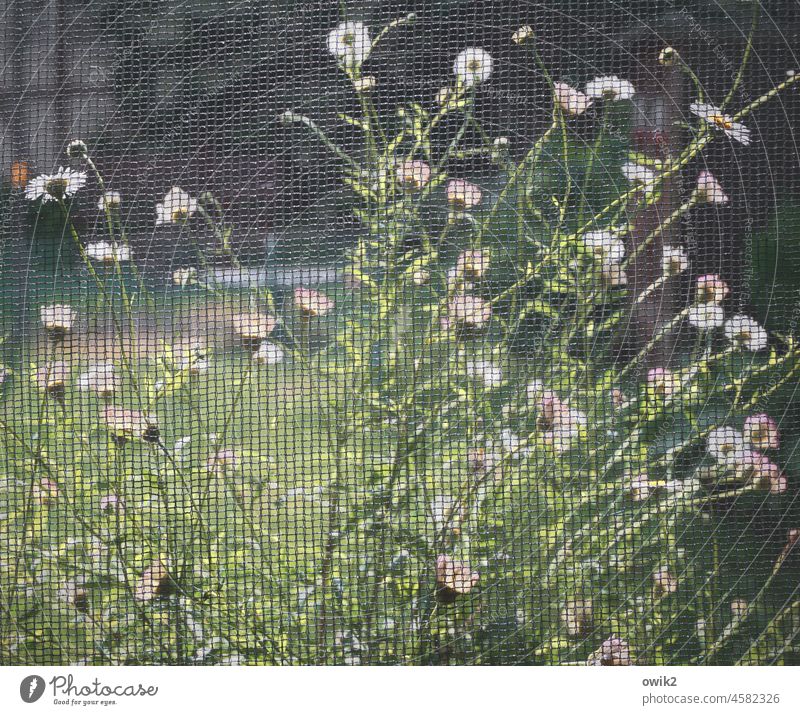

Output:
xmin=0 ymin=0 xmax=798 ymax=306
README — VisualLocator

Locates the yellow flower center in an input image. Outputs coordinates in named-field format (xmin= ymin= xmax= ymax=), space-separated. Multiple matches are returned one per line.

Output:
xmin=467 ymin=59 xmax=481 ymax=73
xmin=709 ymin=114 xmax=733 ymax=130
xmin=45 ymin=178 xmax=68 ymax=197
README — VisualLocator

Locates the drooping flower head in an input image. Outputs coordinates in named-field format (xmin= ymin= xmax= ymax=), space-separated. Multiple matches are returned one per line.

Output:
xmin=232 ymin=311 xmax=276 ymax=350
xmin=77 ymin=362 xmax=118 ymax=400
xmin=695 ymin=274 xmax=729 ymax=304
xmin=396 ymin=159 xmax=432 ymax=191
xmin=659 ymin=47 xmax=680 ymax=67
xmin=40 ymin=304 xmax=76 ymax=339
xmin=743 ymin=413 xmax=780 ymax=451
xmin=173 ymin=267 xmax=198 ymax=286
xmin=447 ymin=294 xmax=491 ymax=334
xmin=25 ymin=167 xmax=87 ymax=202
xmin=554 ymin=82 xmax=592 ymax=116
xmin=690 ymin=103 xmax=751 ymax=145
xmin=294 ymin=287 xmax=335 ymax=318
xmin=695 ymin=170 xmax=729 ymax=205
xmin=155 ymin=187 xmax=198 ymax=225
xmin=652 ymin=567 xmax=678 ymax=598
xmin=585 ymin=76 xmax=635 ymax=101
xmin=456 ymin=249 xmax=489 ymax=281
xmin=34 ymin=361 xmax=70 ymax=403
xmin=435 ymin=554 xmax=479 ymax=603
xmin=724 ymin=315 xmax=768 ymax=351
xmin=445 ymin=179 xmax=482 ymax=210
xmin=102 ymin=406 xmax=160 ymax=444
xmin=327 ymin=21 xmax=371 ymax=69
xmin=453 ymin=48 xmax=493 ymax=87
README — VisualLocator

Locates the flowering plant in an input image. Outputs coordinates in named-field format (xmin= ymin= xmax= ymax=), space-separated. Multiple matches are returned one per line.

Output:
xmin=2 ymin=13 xmax=799 ymax=666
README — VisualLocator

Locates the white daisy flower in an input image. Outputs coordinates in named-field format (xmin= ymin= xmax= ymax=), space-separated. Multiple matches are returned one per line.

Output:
xmin=465 ymin=360 xmax=503 ymax=389
xmin=689 ymin=102 xmax=751 ymax=145
xmin=253 ymin=341 xmax=285 ymax=366
xmin=707 ymin=426 xmax=746 ymax=466
xmin=585 ymin=76 xmax=635 ymax=101
xmin=25 ymin=167 xmax=87 ymax=202
xmin=724 ymin=315 xmax=768 ymax=351
xmin=500 ymin=429 xmax=530 ymax=460
xmin=155 ymin=187 xmax=198 ymax=225
xmin=662 ymin=245 xmax=689 ymax=277
xmin=97 ymin=190 xmax=122 ymax=210
xmin=687 ymin=303 xmax=725 ymax=330
xmin=85 ymin=241 xmax=131 ymax=264
xmin=453 ymin=48 xmax=493 ymax=87
xmin=554 ymin=82 xmax=592 ymax=116
xmin=327 ymin=21 xmax=371 ymax=68
xmin=584 ymin=230 xmax=625 ymax=266
xmin=695 ymin=170 xmax=729 ymax=205
xmin=550 ymin=407 xmax=587 ymax=454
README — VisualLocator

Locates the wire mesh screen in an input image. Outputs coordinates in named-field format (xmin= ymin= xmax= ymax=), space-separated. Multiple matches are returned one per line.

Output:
xmin=1 ymin=0 xmax=799 ymax=666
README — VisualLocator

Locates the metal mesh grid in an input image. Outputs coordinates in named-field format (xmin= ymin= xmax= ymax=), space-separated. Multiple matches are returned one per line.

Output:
xmin=1 ymin=0 xmax=799 ymax=665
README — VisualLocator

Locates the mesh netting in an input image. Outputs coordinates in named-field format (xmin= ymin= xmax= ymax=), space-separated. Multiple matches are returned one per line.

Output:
xmin=1 ymin=0 xmax=799 ymax=666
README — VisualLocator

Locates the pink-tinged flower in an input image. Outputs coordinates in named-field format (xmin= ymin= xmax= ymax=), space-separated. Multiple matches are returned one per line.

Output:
xmin=445 ymin=179 xmax=482 ymax=210
xmin=687 ymin=303 xmax=725 ymax=330
xmin=652 ymin=566 xmax=678 ymax=598
xmin=396 ymin=159 xmax=432 ymax=191
xmin=554 ymin=82 xmax=592 ymax=116
xmin=724 ymin=315 xmax=768 ymax=352
xmin=690 ymin=103 xmax=751 ymax=145
xmin=467 ymin=446 xmax=501 ymax=478
xmin=736 ymin=449 xmax=784 ymax=493
xmin=562 ymin=598 xmax=593 ymax=637
xmin=456 ymin=249 xmax=489 ymax=280
xmin=743 ymin=413 xmax=780 ymax=451
xmin=588 ymin=636 xmax=632 ymax=666
xmin=611 ymin=388 xmax=628 ymax=410
xmin=707 ymin=427 xmax=746 ymax=466
xmin=294 ymin=287 xmax=335 ymax=317
xmin=435 ymin=554 xmax=479 ymax=603
xmin=534 ymin=388 xmax=564 ymax=430
xmin=232 ymin=311 xmax=276 ymax=350
xmin=447 ymin=294 xmax=491 ymax=333
xmin=102 ymin=406 xmax=160 ymax=444
xmin=696 ymin=274 xmax=729 ymax=304
xmin=695 ymin=170 xmax=729 ymax=204
xmin=549 ymin=407 xmax=587 ymax=454
xmin=32 ymin=477 xmax=59 ymax=506
xmin=646 ymin=367 xmax=680 ymax=399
